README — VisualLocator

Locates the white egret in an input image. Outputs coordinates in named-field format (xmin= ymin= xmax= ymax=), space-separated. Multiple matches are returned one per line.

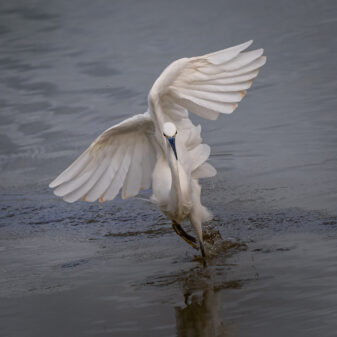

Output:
xmin=49 ymin=40 xmax=266 ymax=257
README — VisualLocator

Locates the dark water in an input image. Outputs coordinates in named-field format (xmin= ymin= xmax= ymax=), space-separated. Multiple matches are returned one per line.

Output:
xmin=1 ymin=0 xmax=337 ymax=336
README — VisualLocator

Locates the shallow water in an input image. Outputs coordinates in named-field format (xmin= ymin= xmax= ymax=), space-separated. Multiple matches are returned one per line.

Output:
xmin=1 ymin=197 xmax=337 ymax=337
xmin=1 ymin=0 xmax=337 ymax=336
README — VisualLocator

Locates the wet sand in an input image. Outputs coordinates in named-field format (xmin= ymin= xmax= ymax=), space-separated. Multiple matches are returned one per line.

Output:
xmin=1 ymin=0 xmax=337 ymax=336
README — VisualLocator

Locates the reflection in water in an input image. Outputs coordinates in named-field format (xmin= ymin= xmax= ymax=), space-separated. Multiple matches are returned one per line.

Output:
xmin=173 ymin=232 xmax=243 ymax=337
xmin=143 ymin=227 xmax=249 ymax=336
xmin=175 ymin=286 xmax=234 ymax=337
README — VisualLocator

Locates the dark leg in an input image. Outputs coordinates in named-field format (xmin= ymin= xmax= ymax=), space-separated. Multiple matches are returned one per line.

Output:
xmin=172 ymin=222 xmax=198 ymax=250
xmin=200 ymin=241 xmax=207 ymax=267
xmin=199 ymin=241 xmax=206 ymax=258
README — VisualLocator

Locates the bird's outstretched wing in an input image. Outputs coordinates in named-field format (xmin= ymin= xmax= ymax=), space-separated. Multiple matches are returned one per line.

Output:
xmin=150 ymin=40 xmax=266 ymax=121
xmin=148 ymin=40 xmax=266 ymax=177
xmin=49 ymin=113 xmax=156 ymax=203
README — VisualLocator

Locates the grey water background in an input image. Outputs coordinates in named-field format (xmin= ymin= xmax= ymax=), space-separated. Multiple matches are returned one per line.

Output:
xmin=1 ymin=0 xmax=337 ymax=336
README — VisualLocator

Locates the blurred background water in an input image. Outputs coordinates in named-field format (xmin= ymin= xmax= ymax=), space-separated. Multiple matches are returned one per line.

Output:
xmin=1 ymin=0 xmax=337 ymax=336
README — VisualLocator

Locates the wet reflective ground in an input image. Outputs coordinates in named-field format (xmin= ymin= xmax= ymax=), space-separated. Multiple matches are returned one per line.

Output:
xmin=1 ymin=193 xmax=337 ymax=337
xmin=1 ymin=0 xmax=337 ymax=336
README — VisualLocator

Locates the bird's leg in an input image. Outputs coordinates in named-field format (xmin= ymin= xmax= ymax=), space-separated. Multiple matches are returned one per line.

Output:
xmin=199 ymin=241 xmax=206 ymax=258
xmin=199 ymin=241 xmax=207 ymax=267
xmin=172 ymin=221 xmax=198 ymax=250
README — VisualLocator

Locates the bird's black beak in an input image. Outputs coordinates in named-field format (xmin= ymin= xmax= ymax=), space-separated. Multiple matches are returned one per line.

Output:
xmin=168 ymin=137 xmax=178 ymax=160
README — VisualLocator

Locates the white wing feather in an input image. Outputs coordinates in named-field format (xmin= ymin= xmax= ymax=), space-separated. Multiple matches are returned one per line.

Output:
xmin=49 ymin=113 xmax=156 ymax=203
xmin=149 ymin=40 xmax=266 ymax=176
xmin=150 ymin=40 xmax=266 ymax=121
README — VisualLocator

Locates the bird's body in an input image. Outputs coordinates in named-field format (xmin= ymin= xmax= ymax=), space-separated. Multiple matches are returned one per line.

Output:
xmin=50 ymin=40 xmax=266 ymax=256
xmin=152 ymin=153 xmax=192 ymax=223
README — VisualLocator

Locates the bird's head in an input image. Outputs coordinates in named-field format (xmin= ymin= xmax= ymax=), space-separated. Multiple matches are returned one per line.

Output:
xmin=163 ymin=122 xmax=178 ymax=160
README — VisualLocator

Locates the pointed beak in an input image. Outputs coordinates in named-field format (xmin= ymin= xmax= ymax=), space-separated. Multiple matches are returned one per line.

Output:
xmin=168 ymin=137 xmax=178 ymax=160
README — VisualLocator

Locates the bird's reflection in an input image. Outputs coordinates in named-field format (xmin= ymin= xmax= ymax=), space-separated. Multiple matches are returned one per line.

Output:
xmin=146 ymin=232 xmax=247 ymax=336
xmin=175 ymin=286 xmax=235 ymax=337
xmin=173 ymin=260 xmax=239 ymax=337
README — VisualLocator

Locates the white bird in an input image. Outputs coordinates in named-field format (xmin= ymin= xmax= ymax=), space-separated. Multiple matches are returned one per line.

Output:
xmin=49 ymin=40 xmax=266 ymax=257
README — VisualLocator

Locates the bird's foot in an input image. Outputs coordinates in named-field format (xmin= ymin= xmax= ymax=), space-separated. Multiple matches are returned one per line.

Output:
xmin=172 ymin=222 xmax=198 ymax=250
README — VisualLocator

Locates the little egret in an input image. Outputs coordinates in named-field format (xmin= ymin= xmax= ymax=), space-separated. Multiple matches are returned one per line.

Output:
xmin=49 ymin=40 xmax=266 ymax=257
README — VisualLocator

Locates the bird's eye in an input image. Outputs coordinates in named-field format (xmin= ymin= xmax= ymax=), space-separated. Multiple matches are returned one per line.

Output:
xmin=175 ymin=131 xmax=177 ymax=136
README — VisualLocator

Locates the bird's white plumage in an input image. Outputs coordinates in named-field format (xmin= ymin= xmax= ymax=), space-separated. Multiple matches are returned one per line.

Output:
xmin=50 ymin=41 xmax=266 ymax=252
xmin=50 ymin=113 xmax=156 ymax=202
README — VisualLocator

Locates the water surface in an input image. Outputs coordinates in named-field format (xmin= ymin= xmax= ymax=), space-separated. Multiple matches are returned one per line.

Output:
xmin=1 ymin=0 xmax=337 ymax=336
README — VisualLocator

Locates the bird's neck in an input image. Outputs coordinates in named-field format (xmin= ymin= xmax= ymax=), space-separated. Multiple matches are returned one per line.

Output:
xmin=167 ymin=146 xmax=182 ymax=213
